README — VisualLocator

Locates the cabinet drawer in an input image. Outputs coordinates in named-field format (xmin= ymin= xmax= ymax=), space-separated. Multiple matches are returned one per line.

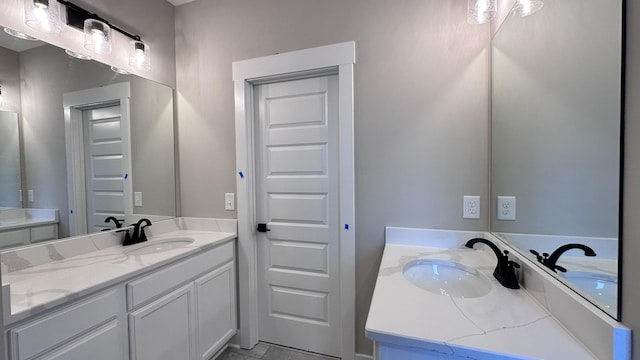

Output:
xmin=30 ymin=225 xmax=58 ymax=243
xmin=0 ymin=229 xmax=28 ymax=249
xmin=127 ymin=240 xmax=234 ymax=310
xmin=9 ymin=289 xmax=121 ymax=360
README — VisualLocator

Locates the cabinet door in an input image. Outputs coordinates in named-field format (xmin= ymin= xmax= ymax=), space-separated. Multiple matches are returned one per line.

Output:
xmin=129 ymin=283 xmax=196 ymax=360
xmin=194 ymin=261 xmax=237 ymax=360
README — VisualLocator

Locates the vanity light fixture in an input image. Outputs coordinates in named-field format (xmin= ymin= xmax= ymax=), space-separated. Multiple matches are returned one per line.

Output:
xmin=3 ymin=27 xmax=38 ymax=41
xmin=83 ymin=18 xmax=112 ymax=54
xmin=64 ymin=49 xmax=92 ymax=60
xmin=511 ymin=0 xmax=544 ymax=17
xmin=467 ymin=0 xmax=497 ymax=24
xmin=129 ymin=40 xmax=151 ymax=71
xmin=24 ymin=0 xmax=62 ymax=34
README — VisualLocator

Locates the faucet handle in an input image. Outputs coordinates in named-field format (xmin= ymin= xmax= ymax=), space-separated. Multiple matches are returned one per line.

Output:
xmin=554 ymin=265 xmax=567 ymax=273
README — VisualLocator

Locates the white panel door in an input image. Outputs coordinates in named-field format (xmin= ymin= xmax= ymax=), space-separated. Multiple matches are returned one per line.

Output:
xmin=83 ymin=105 xmax=125 ymax=232
xmin=255 ymin=75 xmax=340 ymax=357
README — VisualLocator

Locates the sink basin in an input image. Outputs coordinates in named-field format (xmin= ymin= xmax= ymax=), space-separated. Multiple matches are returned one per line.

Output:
xmin=560 ymin=271 xmax=618 ymax=309
xmin=125 ymin=237 xmax=194 ymax=256
xmin=403 ymin=259 xmax=491 ymax=298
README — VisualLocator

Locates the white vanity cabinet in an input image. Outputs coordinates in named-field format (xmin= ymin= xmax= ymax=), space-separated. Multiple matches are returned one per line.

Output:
xmin=5 ymin=238 xmax=237 ymax=360
xmin=8 ymin=288 xmax=127 ymax=360
xmin=126 ymin=240 xmax=236 ymax=360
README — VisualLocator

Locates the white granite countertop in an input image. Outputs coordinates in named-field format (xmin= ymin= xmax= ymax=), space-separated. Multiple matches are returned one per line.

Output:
xmin=0 ymin=208 xmax=58 ymax=232
xmin=366 ymin=242 xmax=598 ymax=360
xmin=2 ymin=228 xmax=235 ymax=323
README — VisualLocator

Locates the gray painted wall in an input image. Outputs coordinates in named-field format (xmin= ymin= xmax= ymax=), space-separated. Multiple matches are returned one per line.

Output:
xmin=0 ymin=0 xmax=176 ymax=87
xmin=0 ymin=112 xmax=21 ymax=209
xmin=622 ymin=0 xmax=640 ymax=357
xmin=0 ymin=46 xmax=21 ymax=114
xmin=0 ymin=46 xmax=22 ymax=209
xmin=175 ymin=0 xmax=491 ymax=354
xmin=20 ymin=45 xmax=176 ymax=237
xmin=490 ymin=0 xmax=621 ymax=237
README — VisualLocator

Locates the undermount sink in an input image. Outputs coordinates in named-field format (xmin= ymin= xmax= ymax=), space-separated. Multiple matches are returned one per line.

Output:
xmin=125 ymin=237 xmax=195 ymax=256
xmin=403 ymin=259 xmax=491 ymax=299
xmin=560 ymin=271 xmax=618 ymax=309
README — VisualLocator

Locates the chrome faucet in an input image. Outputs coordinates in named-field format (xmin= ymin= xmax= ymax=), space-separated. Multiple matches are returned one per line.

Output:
xmin=465 ymin=238 xmax=520 ymax=289
xmin=530 ymin=243 xmax=596 ymax=273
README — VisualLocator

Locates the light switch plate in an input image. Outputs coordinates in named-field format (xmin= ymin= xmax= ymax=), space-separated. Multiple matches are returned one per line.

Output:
xmin=497 ymin=196 xmax=516 ymax=220
xmin=463 ymin=196 xmax=481 ymax=219
xmin=225 ymin=193 xmax=235 ymax=211
xmin=134 ymin=192 xmax=143 ymax=207
xmin=28 ymin=190 xmax=34 ymax=203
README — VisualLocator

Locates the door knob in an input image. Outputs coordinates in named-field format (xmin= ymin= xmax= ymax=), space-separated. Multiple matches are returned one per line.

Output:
xmin=257 ymin=223 xmax=271 ymax=232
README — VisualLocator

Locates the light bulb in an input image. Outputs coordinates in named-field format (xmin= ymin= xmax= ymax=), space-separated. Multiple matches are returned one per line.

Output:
xmin=24 ymin=0 xmax=61 ymax=34
xmin=512 ymin=0 xmax=544 ymax=17
xmin=129 ymin=40 xmax=151 ymax=71
xmin=467 ymin=0 xmax=497 ymax=24
xmin=84 ymin=19 xmax=112 ymax=54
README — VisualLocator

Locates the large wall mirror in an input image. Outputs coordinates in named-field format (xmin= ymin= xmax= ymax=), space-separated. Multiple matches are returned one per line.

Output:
xmin=0 ymin=28 xmax=177 ymax=247
xmin=491 ymin=0 xmax=623 ymax=318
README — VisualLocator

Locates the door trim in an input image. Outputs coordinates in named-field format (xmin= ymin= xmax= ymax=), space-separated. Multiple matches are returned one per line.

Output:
xmin=233 ymin=42 xmax=355 ymax=360
xmin=63 ymin=82 xmax=132 ymax=236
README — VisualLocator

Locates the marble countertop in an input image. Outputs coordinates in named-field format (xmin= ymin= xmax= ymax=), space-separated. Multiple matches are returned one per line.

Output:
xmin=0 ymin=208 xmax=59 ymax=232
xmin=366 ymin=242 xmax=598 ymax=360
xmin=0 ymin=217 xmax=58 ymax=232
xmin=2 ymin=229 xmax=235 ymax=323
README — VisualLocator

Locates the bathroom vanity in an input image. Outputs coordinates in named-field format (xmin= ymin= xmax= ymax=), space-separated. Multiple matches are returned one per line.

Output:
xmin=366 ymin=227 xmax=631 ymax=360
xmin=0 ymin=217 xmax=237 ymax=360
xmin=0 ymin=209 xmax=59 ymax=249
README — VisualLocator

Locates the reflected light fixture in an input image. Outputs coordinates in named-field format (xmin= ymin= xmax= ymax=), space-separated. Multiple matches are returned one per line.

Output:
xmin=129 ymin=40 xmax=151 ymax=71
xmin=84 ymin=18 xmax=112 ymax=54
xmin=111 ymin=66 xmax=131 ymax=75
xmin=467 ymin=0 xmax=497 ymax=24
xmin=24 ymin=0 xmax=61 ymax=34
xmin=512 ymin=0 xmax=544 ymax=17
xmin=0 ymin=85 xmax=5 ymax=108
xmin=3 ymin=27 xmax=38 ymax=41
xmin=65 ymin=49 xmax=92 ymax=60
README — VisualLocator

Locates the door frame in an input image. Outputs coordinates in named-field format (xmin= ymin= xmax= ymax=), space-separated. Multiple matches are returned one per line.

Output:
xmin=63 ymin=82 xmax=132 ymax=236
xmin=233 ymin=42 xmax=355 ymax=359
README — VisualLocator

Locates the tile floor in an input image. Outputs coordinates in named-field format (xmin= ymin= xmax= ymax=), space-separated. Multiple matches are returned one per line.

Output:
xmin=216 ymin=342 xmax=338 ymax=360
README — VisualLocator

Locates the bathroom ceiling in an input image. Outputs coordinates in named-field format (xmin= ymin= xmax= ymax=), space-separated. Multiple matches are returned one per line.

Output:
xmin=167 ymin=0 xmax=196 ymax=6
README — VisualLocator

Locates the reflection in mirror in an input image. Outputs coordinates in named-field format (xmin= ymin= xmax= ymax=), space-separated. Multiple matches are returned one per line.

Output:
xmin=0 ymin=32 xmax=176 ymax=249
xmin=0 ymin=111 xmax=21 ymax=209
xmin=491 ymin=0 xmax=622 ymax=318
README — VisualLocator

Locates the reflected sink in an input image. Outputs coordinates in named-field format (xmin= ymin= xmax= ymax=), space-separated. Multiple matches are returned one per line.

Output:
xmin=403 ymin=259 xmax=491 ymax=299
xmin=125 ymin=237 xmax=194 ymax=256
xmin=560 ymin=271 xmax=618 ymax=308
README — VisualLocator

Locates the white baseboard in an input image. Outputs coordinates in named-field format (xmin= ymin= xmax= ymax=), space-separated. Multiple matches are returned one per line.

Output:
xmin=356 ymin=353 xmax=374 ymax=360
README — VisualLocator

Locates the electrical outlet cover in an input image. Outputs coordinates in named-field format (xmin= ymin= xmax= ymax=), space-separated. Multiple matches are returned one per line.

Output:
xmin=497 ymin=196 xmax=516 ymax=220
xmin=463 ymin=196 xmax=481 ymax=219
